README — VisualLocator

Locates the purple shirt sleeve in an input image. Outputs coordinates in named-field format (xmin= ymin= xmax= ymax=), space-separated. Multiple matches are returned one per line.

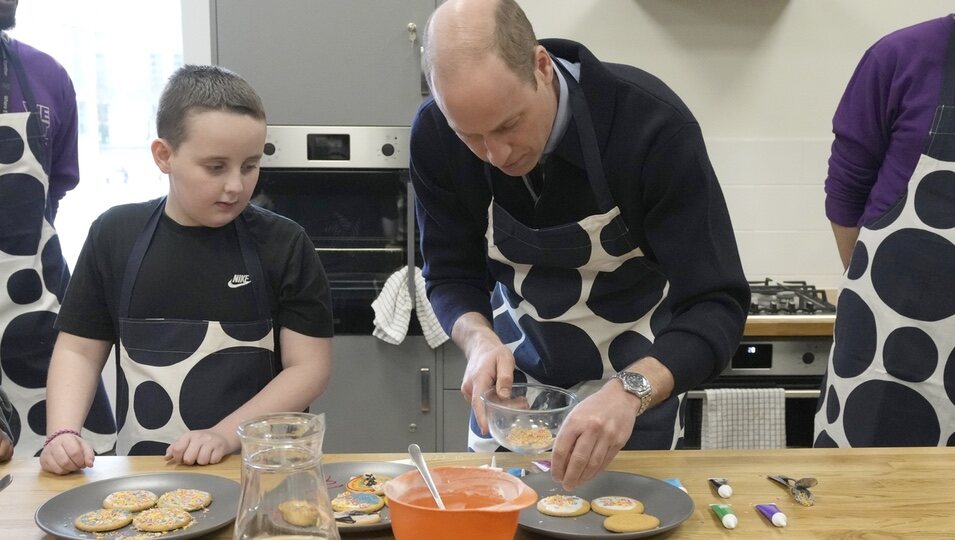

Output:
xmin=825 ymin=16 xmax=952 ymax=227
xmin=6 ymin=37 xmax=80 ymax=217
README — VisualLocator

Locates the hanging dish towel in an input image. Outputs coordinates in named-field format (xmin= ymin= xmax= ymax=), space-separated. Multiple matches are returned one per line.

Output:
xmin=372 ymin=266 xmax=449 ymax=349
xmin=701 ymin=388 xmax=786 ymax=449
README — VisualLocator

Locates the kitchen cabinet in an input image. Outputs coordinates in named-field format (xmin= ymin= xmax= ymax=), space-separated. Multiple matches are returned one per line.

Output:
xmin=439 ymin=344 xmax=470 ymax=451
xmin=210 ymin=0 xmax=436 ymax=126
xmin=310 ymin=336 xmax=437 ymax=453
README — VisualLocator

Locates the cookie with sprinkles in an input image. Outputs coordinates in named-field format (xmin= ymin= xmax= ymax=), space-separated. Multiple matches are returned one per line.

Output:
xmin=331 ymin=491 xmax=385 ymax=513
xmin=102 ymin=490 xmax=158 ymax=512
xmin=536 ymin=494 xmax=590 ymax=517
xmin=590 ymin=495 xmax=645 ymax=516
xmin=346 ymin=472 xmax=392 ymax=495
xmin=157 ymin=488 xmax=213 ymax=511
xmin=74 ymin=508 xmax=133 ymax=532
xmin=132 ymin=507 xmax=194 ymax=532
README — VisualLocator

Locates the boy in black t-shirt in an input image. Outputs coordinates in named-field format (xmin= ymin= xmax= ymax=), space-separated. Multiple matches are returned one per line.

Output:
xmin=39 ymin=65 xmax=334 ymax=475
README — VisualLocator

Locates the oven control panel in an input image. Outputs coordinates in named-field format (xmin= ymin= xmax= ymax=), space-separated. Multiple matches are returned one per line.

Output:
xmin=261 ymin=125 xmax=410 ymax=169
xmin=725 ymin=339 xmax=831 ymax=377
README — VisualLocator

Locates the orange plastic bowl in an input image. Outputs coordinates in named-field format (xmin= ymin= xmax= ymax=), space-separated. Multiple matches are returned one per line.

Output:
xmin=384 ymin=466 xmax=538 ymax=540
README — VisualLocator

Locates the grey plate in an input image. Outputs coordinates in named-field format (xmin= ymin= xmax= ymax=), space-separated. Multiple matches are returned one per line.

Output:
xmin=324 ymin=461 xmax=415 ymax=534
xmin=34 ymin=472 xmax=240 ymax=539
xmin=518 ymin=471 xmax=694 ymax=539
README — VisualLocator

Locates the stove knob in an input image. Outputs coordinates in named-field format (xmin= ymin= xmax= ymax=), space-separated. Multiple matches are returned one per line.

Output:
xmin=769 ymin=301 xmax=778 ymax=313
xmin=787 ymin=301 xmax=797 ymax=314
xmin=802 ymin=352 xmax=815 ymax=364
xmin=806 ymin=301 xmax=816 ymax=314
xmin=750 ymin=302 xmax=759 ymax=314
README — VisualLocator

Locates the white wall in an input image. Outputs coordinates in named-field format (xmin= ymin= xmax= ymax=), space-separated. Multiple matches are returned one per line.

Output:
xmin=182 ymin=1 xmax=953 ymax=289
xmin=516 ymin=0 xmax=953 ymax=289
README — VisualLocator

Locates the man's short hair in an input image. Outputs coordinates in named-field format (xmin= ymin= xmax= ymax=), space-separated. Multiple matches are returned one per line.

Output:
xmin=156 ymin=65 xmax=266 ymax=150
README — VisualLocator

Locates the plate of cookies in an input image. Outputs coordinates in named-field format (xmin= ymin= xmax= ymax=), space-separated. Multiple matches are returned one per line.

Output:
xmin=518 ymin=470 xmax=694 ymax=539
xmin=323 ymin=460 xmax=415 ymax=533
xmin=34 ymin=472 xmax=240 ymax=539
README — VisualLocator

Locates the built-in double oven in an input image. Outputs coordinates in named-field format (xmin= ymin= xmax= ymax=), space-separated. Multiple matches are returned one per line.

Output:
xmin=252 ymin=126 xmax=420 ymax=335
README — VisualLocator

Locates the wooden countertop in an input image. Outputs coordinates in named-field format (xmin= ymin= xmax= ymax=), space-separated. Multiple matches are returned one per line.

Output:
xmin=3 ymin=447 xmax=954 ymax=538
xmin=744 ymin=314 xmax=835 ymax=337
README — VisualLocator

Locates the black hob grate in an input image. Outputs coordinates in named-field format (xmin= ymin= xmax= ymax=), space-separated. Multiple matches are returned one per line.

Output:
xmin=748 ymin=279 xmax=837 ymax=315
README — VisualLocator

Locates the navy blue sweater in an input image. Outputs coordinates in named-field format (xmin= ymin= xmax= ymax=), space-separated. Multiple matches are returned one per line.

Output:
xmin=410 ymin=39 xmax=748 ymax=394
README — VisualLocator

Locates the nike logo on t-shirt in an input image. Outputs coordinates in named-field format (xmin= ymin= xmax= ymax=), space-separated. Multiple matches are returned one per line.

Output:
xmin=228 ymin=274 xmax=252 ymax=288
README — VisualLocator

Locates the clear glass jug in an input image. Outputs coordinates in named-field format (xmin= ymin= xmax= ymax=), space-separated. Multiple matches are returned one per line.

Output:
xmin=234 ymin=412 xmax=340 ymax=540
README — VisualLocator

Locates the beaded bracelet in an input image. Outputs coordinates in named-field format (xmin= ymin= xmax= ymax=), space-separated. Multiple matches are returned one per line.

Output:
xmin=43 ymin=428 xmax=81 ymax=448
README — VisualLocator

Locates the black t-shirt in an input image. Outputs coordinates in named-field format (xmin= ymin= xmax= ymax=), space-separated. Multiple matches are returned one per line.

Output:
xmin=56 ymin=199 xmax=333 ymax=341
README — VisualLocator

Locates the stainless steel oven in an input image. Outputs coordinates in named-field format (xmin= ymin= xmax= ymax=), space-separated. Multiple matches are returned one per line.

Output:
xmin=682 ymin=280 xmax=835 ymax=448
xmin=252 ymin=125 xmax=420 ymax=335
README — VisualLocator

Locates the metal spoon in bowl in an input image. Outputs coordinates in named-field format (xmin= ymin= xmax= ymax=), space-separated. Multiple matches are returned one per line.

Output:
xmin=408 ymin=443 xmax=446 ymax=510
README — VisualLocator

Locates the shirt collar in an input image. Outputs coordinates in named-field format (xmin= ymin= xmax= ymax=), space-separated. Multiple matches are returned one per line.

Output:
xmin=542 ymin=55 xmax=579 ymax=158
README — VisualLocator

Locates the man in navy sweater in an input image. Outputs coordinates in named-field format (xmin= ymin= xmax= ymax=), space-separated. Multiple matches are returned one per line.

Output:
xmin=411 ymin=0 xmax=748 ymax=489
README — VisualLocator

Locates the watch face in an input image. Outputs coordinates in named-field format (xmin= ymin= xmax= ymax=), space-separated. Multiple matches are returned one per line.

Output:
xmin=619 ymin=372 xmax=651 ymax=396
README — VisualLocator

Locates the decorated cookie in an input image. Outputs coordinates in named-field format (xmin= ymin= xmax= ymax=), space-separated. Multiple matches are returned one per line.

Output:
xmin=334 ymin=511 xmax=382 ymax=527
xmin=74 ymin=508 xmax=133 ymax=532
xmin=603 ymin=512 xmax=661 ymax=533
xmin=346 ymin=472 xmax=392 ymax=495
xmin=536 ymin=494 xmax=590 ymax=517
xmin=157 ymin=488 xmax=213 ymax=511
xmin=102 ymin=490 xmax=159 ymax=512
xmin=132 ymin=507 xmax=194 ymax=532
xmin=117 ymin=533 xmax=165 ymax=539
xmin=331 ymin=491 xmax=385 ymax=513
xmin=590 ymin=495 xmax=645 ymax=516
xmin=278 ymin=499 xmax=321 ymax=527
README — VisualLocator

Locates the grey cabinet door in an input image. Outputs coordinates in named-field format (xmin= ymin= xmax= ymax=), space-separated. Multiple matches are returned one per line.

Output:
xmin=311 ymin=336 xmax=437 ymax=453
xmin=212 ymin=0 xmax=435 ymax=126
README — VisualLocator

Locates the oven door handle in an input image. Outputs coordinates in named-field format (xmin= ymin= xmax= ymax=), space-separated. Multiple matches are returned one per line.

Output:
xmin=685 ymin=389 xmax=820 ymax=400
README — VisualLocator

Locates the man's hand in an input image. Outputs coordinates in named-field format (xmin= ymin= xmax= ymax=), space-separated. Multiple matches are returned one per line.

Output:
xmin=0 ymin=432 xmax=13 ymax=463
xmin=165 ymin=429 xmax=235 ymax=466
xmin=39 ymin=433 xmax=94 ymax=475
xmin=549 ymin=383 xmax=641 ymax=491
xmin=460 ymin=337 xmax=516 ymax=435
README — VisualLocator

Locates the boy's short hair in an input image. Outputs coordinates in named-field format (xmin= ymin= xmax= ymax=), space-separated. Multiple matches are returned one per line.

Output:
xmin=156 ymin=64 xmax=266 ymax=150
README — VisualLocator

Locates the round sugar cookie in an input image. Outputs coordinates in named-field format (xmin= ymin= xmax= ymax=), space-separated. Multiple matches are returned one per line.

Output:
xmin=157 ymin=488 xmax=212 ymax=511
xmin=74 ymin=508 xmax=133 ymax=532
xmin=132 ymin=507 xmax=194 ymax=532
xmin=536 ymin=494 xmax=590 ymax=517
xmin=603 ymin=512 xmax=661 ymax=533
xmin=346 ymin=472 xmax=392 ymax=495
xmin=334 ymin=511 xmax=382 ymax=527
xmin=103 ymin=490 xmax=158 ymax=512
xmin=590 ymin=495 xmax=645 ymax=516
xmin=278 ymin=499 xmax=321 ymax=527
xmin=331 ymin=491 xmax=385 ymax=513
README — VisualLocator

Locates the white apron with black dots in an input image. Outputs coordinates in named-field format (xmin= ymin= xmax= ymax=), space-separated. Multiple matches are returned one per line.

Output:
xmin=115 ymin=199 xmax=276 ymax=455
xmin=0 ymin=38 xmax=115 ymax=456
xmin=468 ymin=58 xmax=684 ymax=452
xmin=813 ymin=29 xmax=955 ymax=448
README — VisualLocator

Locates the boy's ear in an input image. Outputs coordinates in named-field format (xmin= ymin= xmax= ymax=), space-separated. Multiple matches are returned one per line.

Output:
xmin=151 ymin=138 xmax=173 ymax=174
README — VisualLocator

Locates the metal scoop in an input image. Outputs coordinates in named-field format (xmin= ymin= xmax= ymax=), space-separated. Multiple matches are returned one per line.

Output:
xmin=768 ymin=474 xmax=817 ymax=506
xmin=409 ymin=443 xmax=446 ymax=510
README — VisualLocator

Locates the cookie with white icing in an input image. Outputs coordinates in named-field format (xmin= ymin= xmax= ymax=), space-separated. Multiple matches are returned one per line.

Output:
xmin=536 ymin=494 xmax=590 ymax=517
xmin=590 ymin=495 xmax=645 ymax=516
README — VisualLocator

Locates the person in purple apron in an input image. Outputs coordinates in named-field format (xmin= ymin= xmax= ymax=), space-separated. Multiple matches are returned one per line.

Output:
xmin=816 ymin=15 xmax=955 ymax=447
xmin=412 ymin=0 xmax=748 ymax=489
xmin=39 ymin=65 xmax=334 ymax=474
xmin=0 ymin=0 xmax=115 ymax=458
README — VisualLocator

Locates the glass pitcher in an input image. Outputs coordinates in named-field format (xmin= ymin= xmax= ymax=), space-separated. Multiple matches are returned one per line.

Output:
xmin=234 ymin=412 xmax=340 ymax=540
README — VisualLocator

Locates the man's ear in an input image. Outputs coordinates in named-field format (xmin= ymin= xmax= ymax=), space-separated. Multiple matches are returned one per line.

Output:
xmin=151 ymin=138 xmax=173 ymax=174
xmin=533 ymin=44 xmax=553 ymax=86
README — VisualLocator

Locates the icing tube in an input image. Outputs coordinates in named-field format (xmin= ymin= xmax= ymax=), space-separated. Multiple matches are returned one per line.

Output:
xmin=710 ymin=503 xmax=738 ymax=529
xmin=663 ymin=478 xmax=688 ymax=493
xmin=708 ymin=477 xmax=733 ymax=498
xmin=756 ymin=503 xmax=788 ymax=527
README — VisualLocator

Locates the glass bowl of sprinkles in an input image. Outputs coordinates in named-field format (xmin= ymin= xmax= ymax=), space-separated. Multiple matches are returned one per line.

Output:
xmin=481 ymin=383 xmax=579 ymax=454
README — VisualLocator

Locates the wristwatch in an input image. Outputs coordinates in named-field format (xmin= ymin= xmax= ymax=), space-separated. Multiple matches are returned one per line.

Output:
xmin=612 ymin=371 xmax=652 ymax=416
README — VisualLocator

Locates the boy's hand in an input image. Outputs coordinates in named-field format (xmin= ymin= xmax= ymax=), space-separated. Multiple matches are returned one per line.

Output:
xmin=0 ymin=432 xmax=12 ymax=462
xmin=165 ymin=430 xmax=235 ymax=466
xmin=39 ymin=434 xmax=94 ymax=474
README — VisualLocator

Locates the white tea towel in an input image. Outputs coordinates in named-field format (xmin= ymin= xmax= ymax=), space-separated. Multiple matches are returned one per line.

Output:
xmin=372 ymin=266 xmax=449 ymax=349
xmin=701 ymin=388 xmax=786 ymax=449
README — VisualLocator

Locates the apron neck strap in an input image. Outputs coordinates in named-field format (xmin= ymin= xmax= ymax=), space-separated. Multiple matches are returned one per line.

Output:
xmin=0 ymin=37 xmax=38 ymax=115
xmin=119 ymin=198 xmax=271 ymax=319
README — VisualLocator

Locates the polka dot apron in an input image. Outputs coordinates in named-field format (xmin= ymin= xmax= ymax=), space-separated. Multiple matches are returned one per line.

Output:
xmin=0 ymin=38 xmax=115 ymax=456
xmin=115 ymin=198 xmax=275 ymax=455
xmin=813 ymin=30 xmax=955 ymax=447
xmin=468 ymin=59 xmax=684 ymax=452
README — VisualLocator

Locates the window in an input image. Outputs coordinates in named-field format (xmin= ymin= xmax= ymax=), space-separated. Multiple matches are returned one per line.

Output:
xmin=10 ymin=0 xmax=183 ymax=267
